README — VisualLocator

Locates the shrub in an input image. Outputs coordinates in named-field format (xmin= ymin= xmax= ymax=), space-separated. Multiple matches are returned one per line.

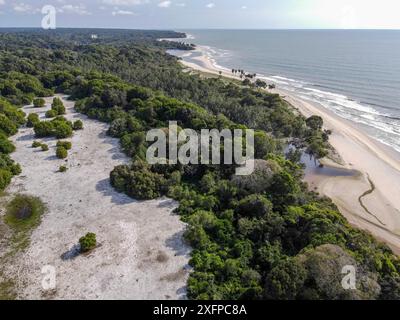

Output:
xmin=54 ymin=122 xmax=73 ymax=139
xmin=40 ymin=143 xmax=49 ymax=151
xmin=45 ymin=109 xmax=57 ymax=118
xmin=33 ymin=98 xmax=45 ymax=108
xmin=0 ymin=114 xmax=18 ymax=136
xmin=27 ymin=113 xmax=40 ymax=127
xmin=56 ymin=141 xmax=72 ymax=150
xmin=56 ymin=146 xmax=67 ymax=159
xmin=73 ymin=120 xmax=83 ymax=130
xmin=0 ymin=138 xmax=16 ymax=154
xmin=79 ymin=232 xmax=97 ymax=252
xmin=59 ymin=165 xmax=68 ymax=173
xmin=110 ymin=162 xmax=166 ymax=200
xmin=34 ymin=121 xmax=54 ymax=137
xmin=0 ymin=169 xmax=12 ymax=191
xmin=51 ymin=97 xmax=66 ymax=115
xmin=32 ymin=141 xmax=42 ymax=148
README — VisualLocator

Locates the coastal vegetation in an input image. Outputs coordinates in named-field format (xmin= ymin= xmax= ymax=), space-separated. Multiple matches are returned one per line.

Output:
xmin=4 ymin=194 xmax=46 ymax=252
xmin=34 ymin=117 xmax=73 ymax=139
xmin=56 ymin=141 xmax=72 ymax=150
xmin=0 ymin=29 xmax=399 ymax=300
xmin=0 ymin=99 xmax=24 ymax=192
xmin=79 ymin=232 xmax=97 ymax=253
xmin=33 ymin=98 xmax=45 ymax=108
xmin=56 ymin=146 xmax=68 ymax=159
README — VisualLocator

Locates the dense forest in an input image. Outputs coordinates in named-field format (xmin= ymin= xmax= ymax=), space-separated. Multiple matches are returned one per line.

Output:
xmin=0 ymin=29 xmax=399 ymax=300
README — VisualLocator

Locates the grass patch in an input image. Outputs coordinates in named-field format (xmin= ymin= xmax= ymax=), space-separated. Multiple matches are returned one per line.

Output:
xmin=4 ymin=194 xmax=46 ymax=252
xmin=0 ymin=275 xmax=16 ymax=300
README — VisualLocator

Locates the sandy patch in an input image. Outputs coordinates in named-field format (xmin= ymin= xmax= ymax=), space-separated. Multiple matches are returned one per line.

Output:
xmin=2 ymin=95 xmax=191 ymax=300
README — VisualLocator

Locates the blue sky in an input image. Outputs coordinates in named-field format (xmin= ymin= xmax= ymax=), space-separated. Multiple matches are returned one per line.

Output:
xmin=0 ymin=0 xmax=400 ymax=29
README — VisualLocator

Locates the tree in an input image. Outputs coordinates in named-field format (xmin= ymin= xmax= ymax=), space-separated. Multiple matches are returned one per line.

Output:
xmin=236 ymin=194 xmax=273 ymax=218
xmin=242 ymin=79 xmax=251 ymax=86
xmin=306 ymin=115 xmax=324 ymax=131
xmin=255 ymin=79 xmax=267 ymax=89
xmin=296 ymin=244 xmax=381 ymax=300
xmin=264 ymin=258 xmax=307 ymax=300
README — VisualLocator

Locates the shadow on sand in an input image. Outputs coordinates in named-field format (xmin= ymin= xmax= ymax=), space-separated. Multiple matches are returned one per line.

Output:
xmin=95 ymin=178 xmax=137 ymax=205
xmin=61 ymin=244 xmax=81 ymax=261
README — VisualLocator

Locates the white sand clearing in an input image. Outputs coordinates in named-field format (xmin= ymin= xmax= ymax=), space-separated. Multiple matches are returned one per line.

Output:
xmin=173 ymin=47 xmax=400 ymax=254
xmin=3 ymin=95 xmax=191 ymax=300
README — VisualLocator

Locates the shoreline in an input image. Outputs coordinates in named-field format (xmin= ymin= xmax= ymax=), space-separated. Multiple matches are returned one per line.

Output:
xmin=171 ymin=45 xmax=400 ymax=254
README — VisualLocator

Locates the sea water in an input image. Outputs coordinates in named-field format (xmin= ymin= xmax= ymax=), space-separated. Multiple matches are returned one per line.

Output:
xmin=173 ymin=30 xmax=400 ymax=154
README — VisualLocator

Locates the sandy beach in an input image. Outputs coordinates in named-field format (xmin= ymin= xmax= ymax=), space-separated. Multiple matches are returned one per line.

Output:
xmin=174 ymin=46 xmax=400 ymax=253
xmin=0 ymin=96 xmax=191 ymax=299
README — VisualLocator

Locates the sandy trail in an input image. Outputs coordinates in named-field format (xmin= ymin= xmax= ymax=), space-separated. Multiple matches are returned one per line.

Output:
xmin=2 ymin=95 xmax=191 ymax=300
xmin=174 ymin=47 xmax=400 ymax=253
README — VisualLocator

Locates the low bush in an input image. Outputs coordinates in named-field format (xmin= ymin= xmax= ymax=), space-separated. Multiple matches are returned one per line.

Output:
xmin=56 ymin=141 xmax=72 ymax=150
xmin=32 ymin=141 xmax=41 ymax=148
xmin=0 ymin=169 xmax=12 ymax=191
xmin=34 ymin=121 xmax=54 ymax=138
xmin=79 ymin=232 xmax=97 ymax=252
xmin=56 ymin=146 xmax=67 ymax=159
xmin=45 ymin=109 xmax=57 ymax=118
xmin=59 ymin=165 xmax=68 ymax=172
xmin=51 ymin=97 xmax=66 ymax=115
xmin=33 ymin=118 xmax=73 ymax=139
xmin=40 ymin=143 xmax=49 ymax=151
xmin=54 ymin=122 xmax=73 ymax=139
xmin=73 ymin=120 xmax=83 ymax=130
xmin=33 ymin=98 xmax=45 ymax=108
xmin=0 ymin=114 xmax=18 ymax=136
xmin=0 ymin=138 xmax=16 ymax=154
xmin=27 ymin=113 xmax=40 ymax=127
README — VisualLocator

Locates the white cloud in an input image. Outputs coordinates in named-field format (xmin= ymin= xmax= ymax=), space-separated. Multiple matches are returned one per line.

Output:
xmin=13 ymin=3 xmax=38 ymax=13
xmin=241 ymin=6 xmax=247 ymax=9
xmin=158 ymin=1 xmax=171 ymax=8
xmin=58 ymin=4 xmax=91 ymax=15
xmin=103 ymin=0 xmax=147 ymax=5
xmin=0 ymin=0 xmax=5 ymax=6
xmin=112 ymin=9 xmax=135 ymax=15
xmin=206 ymin=3 xmax=215 ymax=9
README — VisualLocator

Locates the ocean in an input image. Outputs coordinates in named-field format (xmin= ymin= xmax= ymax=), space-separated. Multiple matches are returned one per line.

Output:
xmin=172 ymin=30 xmax=400 ymax=154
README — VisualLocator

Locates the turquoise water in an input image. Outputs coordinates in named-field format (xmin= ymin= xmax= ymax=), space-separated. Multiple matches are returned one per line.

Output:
xmin=174 ymin=30 xmax=400 ymax=153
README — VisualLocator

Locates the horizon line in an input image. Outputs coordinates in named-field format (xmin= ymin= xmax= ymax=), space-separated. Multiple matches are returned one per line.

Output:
xmin=0 ymin=27 xmax=400 ymax=31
